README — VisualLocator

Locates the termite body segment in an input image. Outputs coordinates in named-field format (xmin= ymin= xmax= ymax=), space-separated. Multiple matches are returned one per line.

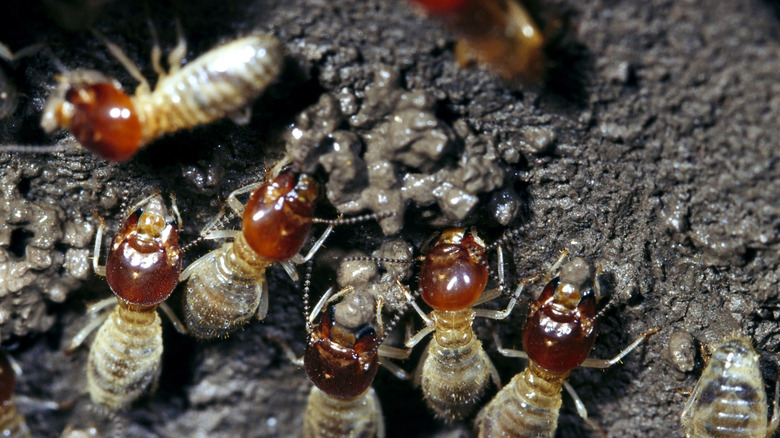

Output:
xmin=681 ymin=335 xmax=780 ymax=438
xmin=402 ymin=229 xmax=527 ymax=421
xmin=181 ymin=170 xmax=321 ymax=339
xmin=410 ymin=0 xmax=546 ymax=84
xmin=476 ymin=254 xmax=656 ymax=437
xmin=0 ymin=352 xmax=31 ymax=438
xmin=40 ymin=33 xmax=282 ymax=161
xmin=84 ymin=193 xmax=183 ymax=410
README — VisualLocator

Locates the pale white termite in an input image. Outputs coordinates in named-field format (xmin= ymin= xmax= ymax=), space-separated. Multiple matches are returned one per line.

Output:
xmin=67 ymin=193 xmax=186 ymax=410
xmin=476 ymin=253 xmax=657 ymax=437
xmin=681 ymin=335 xmax=780 ymax=438
xmin=2 ymin=22 xmax=282 ymax=162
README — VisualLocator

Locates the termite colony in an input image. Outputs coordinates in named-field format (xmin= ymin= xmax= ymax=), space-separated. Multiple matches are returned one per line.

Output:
xmin=0 ymin=0 xmax=759 ymax=437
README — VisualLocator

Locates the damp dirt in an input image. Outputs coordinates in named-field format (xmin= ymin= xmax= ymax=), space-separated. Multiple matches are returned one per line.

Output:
xmin=0 ymin=0 xmax=778 ymax=436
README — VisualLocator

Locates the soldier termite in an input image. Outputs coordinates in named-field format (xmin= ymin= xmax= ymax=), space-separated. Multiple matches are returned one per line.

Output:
xmin=408 ymin=0 xmax=547 ymax=84
xmin=475 ymin=252 xmax=658 ymax=437
xmin=681 ymin=335 xmax=780 ymax=438
xmin=1 ymin=22 xmax=282 ymax=162
xmin=378 ymin=228 xmax=533 ymax=421
xmin=67 ymin=193 xmax=186 ymax=410
xmin=180 ymin=163 xmax=393 ymax=339
xmin=275 ymin=272 xmax=412 ymax=438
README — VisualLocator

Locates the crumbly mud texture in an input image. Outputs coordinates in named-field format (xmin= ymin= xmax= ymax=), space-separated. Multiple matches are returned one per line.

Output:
xmin=0 ymin=0 xmax=778 ymax=436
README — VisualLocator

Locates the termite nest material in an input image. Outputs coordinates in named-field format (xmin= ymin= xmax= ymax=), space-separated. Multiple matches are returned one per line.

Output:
xmin=286 ymin=65 xmax=515 ymax=234
xmin=0 ymin=161 xmax=96 ymax=341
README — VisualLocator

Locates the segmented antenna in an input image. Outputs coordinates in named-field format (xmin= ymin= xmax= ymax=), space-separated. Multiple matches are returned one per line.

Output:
xmin=481 ymin=227 xmax=525 ymax=253
xmin=302 ymin=261 xmax=314 ymax=332
xmin=312 ymin=210 xmax=396 ymax=226
xmin=342 ymin=255 xmax=415 ymax=264
xmin=373 ymin=279 xmax=420 ymax=352
xmin=594 ymin=263 xmax=623 ymax=320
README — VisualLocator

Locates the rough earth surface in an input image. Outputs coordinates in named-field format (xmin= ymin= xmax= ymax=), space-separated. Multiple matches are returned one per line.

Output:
xmin=0 ymin=0 xmax=778 ymax=436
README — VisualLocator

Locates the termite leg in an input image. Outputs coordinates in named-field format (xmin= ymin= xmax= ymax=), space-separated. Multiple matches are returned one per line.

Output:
xmin=90 ymin=28 xmax=151 ymax=95
xmin=579 ymin=328 xmax=659 ymax=369
xmin=307 ymin=286 xmax=337 ymax=326
xmin=167 ymin=17 xmax=187 ymax=75
xmin=158 ymin=303 xmax=188 ymax=335
xmin=492 ymin=329 xmax=528 ymax=360
xmin=267 ymin=335 xmax=304 ymax=367
xmin=473 ymin=274 xmax=539 ymax=320
xmin=374 ymin=390 xmax=386 ymax=438
xmin=404 ymin=325 xmax=435 ymax=349
xmin=563 ymin=381 xmax=606 ymax=437
xmin=378 ymin=357 xmax=410 ymax=380
xmin=66 ymin=310 xmax=112 ymax=353
xmin=226 ymin=181 xmax=265 ymax=218
xmin=255 ymin=280 xmax=269 ymax=320
xmin=86 ymin=297 xmax=117 ymax=315
xmin=202 ymin=230 xmax=241 ymax=241
xmin=290 ymin=224 xmax=336 ymax=265
xmin=92 ymin=217 xmax=106 ymax=277
xmin=146 ymin=17 xmax=164 ymax=78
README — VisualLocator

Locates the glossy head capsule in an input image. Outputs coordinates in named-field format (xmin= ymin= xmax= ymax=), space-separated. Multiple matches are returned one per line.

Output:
xmin=522 ymin=258 xmax=597 ymax=373
xmin=304 ymin=305 xmax=380 ymax=400
xmin=105 ymin=195 xmax=182 ymax=306
xmin=419 ymin=229 xmax=489 ymax=311
xmin=42 ymin=72 xmax=141 ymax=162
xmin=242 ymin=171 xmax=319 ymax=262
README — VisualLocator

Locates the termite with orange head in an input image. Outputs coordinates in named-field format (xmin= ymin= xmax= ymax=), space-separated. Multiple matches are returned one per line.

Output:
xmin=476 ymin=252 xmax=658 ymax=437
xmin=274 ymin=266 xmax=414 ymax=438
xmin=180 ymin=159 xmax=394 ymax=339
xmin=361 ymin=228 xmax=534 ymax=421
xmin=67 ymin=193 xmax=188 ymax=410
xmin=408 ymin=0 xmax=547 ymax=84
xmin=1 ymin=21 xmax=282 ymax=162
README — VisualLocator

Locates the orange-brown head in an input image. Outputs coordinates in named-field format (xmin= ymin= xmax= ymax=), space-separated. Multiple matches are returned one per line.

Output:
xmin=42 ymin=71 xmax=142 ymax=162
xmin=304 ymin=305 xmax=380 ymax=400
xmin=242 ymin=171 xmax=319 ymax=262
xmin=522 ymin=257 xmax=597 ymax=373
xmin=105 ymin=194 xmax=182 ymax=307
xmin=419 ymin=229 xmax=489 ymax=311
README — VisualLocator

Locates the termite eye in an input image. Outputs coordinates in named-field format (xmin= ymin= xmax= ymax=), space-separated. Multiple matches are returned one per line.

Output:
xmin=419 ymin=242 xmax=488 ymax=311
xmin=105 ymin=209 xmax=183 ymax=306
xmin=0 ymin=353 xmax=15 ymax=406
xmin=522 ymin=278 xmax=597 ymax=373
xmin=410 ymin=0 xmax=471 ymax=14
xmin=242 ymin=172 xmax=319 ymax=262
xmin=65 ymin=83 xmax=142 ymax=162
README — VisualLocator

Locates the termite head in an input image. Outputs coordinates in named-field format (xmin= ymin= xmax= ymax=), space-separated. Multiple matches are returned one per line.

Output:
xmin=41 ymin=70 xmax=141 ymax=162
xmin=0 ymin=352 xmax=14 ymax=407
xmin=419 ymin=228 xmax=489 ymax=311
xmin=106 ymin=194 xmax=182 ymax=307
xmin=242 ymin=171 xmax=319 ymax=262
xmin=409 ymin=0 xmax=472 ymax=15
xmin=304 ymin=304 xmax=380 ymax=400
xmin=522 ymin=257 xmax=597 ymax=373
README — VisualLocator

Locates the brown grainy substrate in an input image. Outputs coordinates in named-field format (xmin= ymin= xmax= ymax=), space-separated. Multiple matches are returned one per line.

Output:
xmin=0 ymin=0 xmax=778 ymax=436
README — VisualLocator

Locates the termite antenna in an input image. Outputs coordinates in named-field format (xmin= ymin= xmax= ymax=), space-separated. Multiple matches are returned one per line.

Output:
xmin=374 ymin=280 xmax=419 ymax=350
xmin=302 ymin=261 xmax=314 ymax=332
xmin=594 ymin=264 xmax=622 ymax=320
xmin=482 ymin=227 xmax=525 ymax=253
xmin=312 ymin=210 xmax=396 ymax=226
xmin=342 ymin=255 xmax=415 ymax=264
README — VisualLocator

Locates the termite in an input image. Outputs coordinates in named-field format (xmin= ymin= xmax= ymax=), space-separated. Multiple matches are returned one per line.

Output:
xmin=387 ymin=228 xmax=532 ymax=421
xmin=408 ymin=0 xmax=547 ymax=84
xmin=476 ymin=252 xmax=657 ymax=437
xmin=2 ymin=22 xmax=282 ymax=162
xmin=681 ymin=335 xmax=780 ymax=438
xmin=181 ymin=162 xmax=392 ymax=339
xmin=276 ymin=271 xmax=411 ymax=438
xmin=67 ymin=193 xmax=186 ymax=410
xmin=0 ymin=351 xmax=31 ymax=438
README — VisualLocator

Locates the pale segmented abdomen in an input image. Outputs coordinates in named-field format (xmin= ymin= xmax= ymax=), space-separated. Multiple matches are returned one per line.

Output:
xmin=303 ymin=387 xmax=383 ymax=438
xmin=421 ymin=333 xmax=494 ymax=420
xmin=87 ymin=304 xmax=162 ymax=410
xmin=681 ymin=336 xmax=770 ymax=438
xmin=0 ymin=403 xmax=30 ymax=438
xmin=182 ymin=239 xmax=270 ymax=339
xmin=137 ymin=34 xmax=282 ymax=142
xmin=477 ymin=365 xmax=563 ymax=438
